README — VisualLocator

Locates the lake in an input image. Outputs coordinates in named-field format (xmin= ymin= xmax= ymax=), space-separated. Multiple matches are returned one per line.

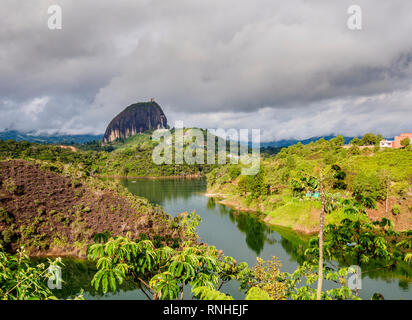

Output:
xmin=54 ymin=178 xmax=412 ymax=300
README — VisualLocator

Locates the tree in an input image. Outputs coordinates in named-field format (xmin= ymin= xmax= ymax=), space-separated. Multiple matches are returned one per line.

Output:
xmin=242 ymin=257 xmax=287 ymax=300
xmin=376 ymin=134 xmax=384 ymax=145
xmin=310 ymin=196 xmax=397 ymax=297
xmin=88 ymin=213 xmax=203 ymax=300
xmin=353 ymin=171 xmax=386 ymax=202
xmin=331 ymin=164 xmax=347 ymax=190
xmin=361 ymin=133 xmax=378 ymax=146
xmin=295 ymin=168 xmax=338 ymax=300
xmin=228 ymin=165 xmax=241 ymax=180
xmin=88 ymin=228 xmax=248 ymax=300
xmin=348 ymin=144 xmax=360 ymax=155
xmin=400 ymin=137 xmax=410 ymax=148
xmin=236 ymin=167 xmax=267 ymax=199
xmin=88 ymin=232 xmax=360 ymax=301
xmin=189 ymin=257 xmax=359 ymax=300
xmin=379 ymin=169 xmax=392 ymax=213
xmin=330 ymin=135 xmax=345 ymax=147
xmin=350 ymin=137 xmax=362 ymax=146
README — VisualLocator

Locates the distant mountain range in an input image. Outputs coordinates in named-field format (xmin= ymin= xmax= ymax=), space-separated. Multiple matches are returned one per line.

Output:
xmin=260 ymin=135 xmax=355 ymax=148
xmin=0 ymin=130 xmax=103 ymax=144
xmin=0 ymin=129 xmax=359 ymax=149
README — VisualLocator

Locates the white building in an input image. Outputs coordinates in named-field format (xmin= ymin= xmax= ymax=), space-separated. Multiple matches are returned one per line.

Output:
xmin=380 ymin=139 xmax=393 ymax=148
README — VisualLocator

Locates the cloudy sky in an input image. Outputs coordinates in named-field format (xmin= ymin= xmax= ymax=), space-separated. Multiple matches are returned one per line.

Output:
xmin=1 ymin=0 xmax=412 ymax=141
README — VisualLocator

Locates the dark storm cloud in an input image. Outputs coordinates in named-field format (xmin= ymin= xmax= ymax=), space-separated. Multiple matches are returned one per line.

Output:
xmin=0 ymin=0 xmax=411 ymax=139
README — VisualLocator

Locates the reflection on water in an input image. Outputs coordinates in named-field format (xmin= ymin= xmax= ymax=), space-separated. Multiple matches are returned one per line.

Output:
xmin=120 ymin=178 xmax=307 ymax=266
xmin=55 ymin=177 xmax=411 ymax=300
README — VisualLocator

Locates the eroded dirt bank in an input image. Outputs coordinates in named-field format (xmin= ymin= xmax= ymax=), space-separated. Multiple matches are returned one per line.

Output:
xmin=0 ymin=160 xmax=185 ymax=257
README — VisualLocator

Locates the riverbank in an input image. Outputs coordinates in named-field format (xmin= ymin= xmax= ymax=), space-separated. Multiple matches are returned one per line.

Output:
xmin=206 ymin=188 xmax=412 ymax=237
xmin=25 ymin=246 xmax=89 ymax=259
xmin=205 ymin=193 xmax=258 ymax=213
xmin=205 ymin=192 xmax=320 ymax=235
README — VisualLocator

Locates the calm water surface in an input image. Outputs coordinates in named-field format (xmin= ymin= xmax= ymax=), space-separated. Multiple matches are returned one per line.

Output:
xmin=56 ymin=178 xmax=411 ymax=300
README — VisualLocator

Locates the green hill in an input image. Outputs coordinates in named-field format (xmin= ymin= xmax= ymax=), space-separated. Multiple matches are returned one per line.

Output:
xmin=0 ymin=129 xmax=221 ymax=177
xmin=207 ymin=135 xmax=412 ymax=233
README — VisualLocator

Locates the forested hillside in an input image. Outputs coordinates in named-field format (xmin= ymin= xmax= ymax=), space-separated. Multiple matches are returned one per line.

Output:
xmin=0 ymin=130 xmax=214 ymax=177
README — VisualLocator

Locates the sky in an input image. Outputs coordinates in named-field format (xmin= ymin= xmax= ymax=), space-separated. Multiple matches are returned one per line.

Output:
xmin=1 ymin=0 xmax=412 ymax=142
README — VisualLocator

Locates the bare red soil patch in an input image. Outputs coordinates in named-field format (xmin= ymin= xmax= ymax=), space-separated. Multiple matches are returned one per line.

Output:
xmin=368 ymin=196 xmax=412 ymax=232
xmin=0 ymin=160 xmax=182 ymax=257
xmin=58 ymin=145 xmax=77 ymax=152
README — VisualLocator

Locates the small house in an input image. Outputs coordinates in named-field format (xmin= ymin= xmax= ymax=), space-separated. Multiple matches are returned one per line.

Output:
xmin=380 ymin=139 xmax=393 ymax=148
xmin=393 ymin=133 xmax=412 ymax=148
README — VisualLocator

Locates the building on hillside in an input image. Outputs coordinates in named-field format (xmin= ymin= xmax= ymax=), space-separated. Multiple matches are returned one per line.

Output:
xmin=380 ymin=139 xmax=394 ymax=148
xmin=379 ymin=133 xmax=412 ymax=149
xmin=393 ymin=133 xmax=412 ymax=149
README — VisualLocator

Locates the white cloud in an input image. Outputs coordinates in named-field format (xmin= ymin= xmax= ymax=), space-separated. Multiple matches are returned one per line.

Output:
xmin=21 ymin=97 xmax=49 ymax=118
xmin=0 ymin=0 xmax=411 ymax=140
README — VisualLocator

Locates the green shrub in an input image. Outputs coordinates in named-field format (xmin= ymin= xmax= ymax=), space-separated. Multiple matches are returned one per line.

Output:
xmin=152 ymin=235 xmax=165 ymax=248
xmin=0 ymin=207 xmax=14 ymax=224
xmin=228 ymin=166 xmax=241 ymax=180
xmin=139 ymin=233 xmax=149 ymax=241
xmin=353 ymin=171 xmax=385 ymax=201
xmin=350 ymin=137 xmax=362 ymax=146
xmin=3 ymin=178 xmax=17 ymax=194
xmin=220 ymin=174 xmax=230 ymax=184
xmin=392 ymin=204 xmax=401 ymax=215
xmin=348 ymin=145 xmax=360 ymax=155
xmin=1 ymin=228 xmax=17 ymax=248
xmin=237 ymin=175 xmax=248 ymax=195
xmin=243 ymin=168 xmax=268 ymax=199
xmin=400 ymin=137 xmax=410 ymax=148
xmin=0 ymin=246 xmax=62 ymax=300
xmin=392 ymin=182 xmax=409 ymax=198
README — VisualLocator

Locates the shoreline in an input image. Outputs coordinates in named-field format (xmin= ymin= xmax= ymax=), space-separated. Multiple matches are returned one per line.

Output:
xmin=205 ymin=189 xmax=412 ymax=235
xmin=26 ymin=181 xmax=311 ymax=259
xmin=205 ymin=192 xmax=318 ymax=236
xmin=24 ymin=243 xmax=89 ymax=259
xmin=204 ymin=192 xmax=259 ymax=213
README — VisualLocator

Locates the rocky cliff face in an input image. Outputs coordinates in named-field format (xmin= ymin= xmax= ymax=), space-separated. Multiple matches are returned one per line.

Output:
xmin=103 ymin=101 xmax=168 ymax=143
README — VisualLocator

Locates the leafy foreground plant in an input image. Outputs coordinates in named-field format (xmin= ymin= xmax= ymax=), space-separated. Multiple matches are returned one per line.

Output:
xmin=0 ymin=246 xmax=60 ymax=300
xmin=306 ymin=196 xmax=412 ymax=297
xmin=0 ymin=246 xmax=86 ymax=300
xmin=87 ymin=234 xmax=359 ymax=300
